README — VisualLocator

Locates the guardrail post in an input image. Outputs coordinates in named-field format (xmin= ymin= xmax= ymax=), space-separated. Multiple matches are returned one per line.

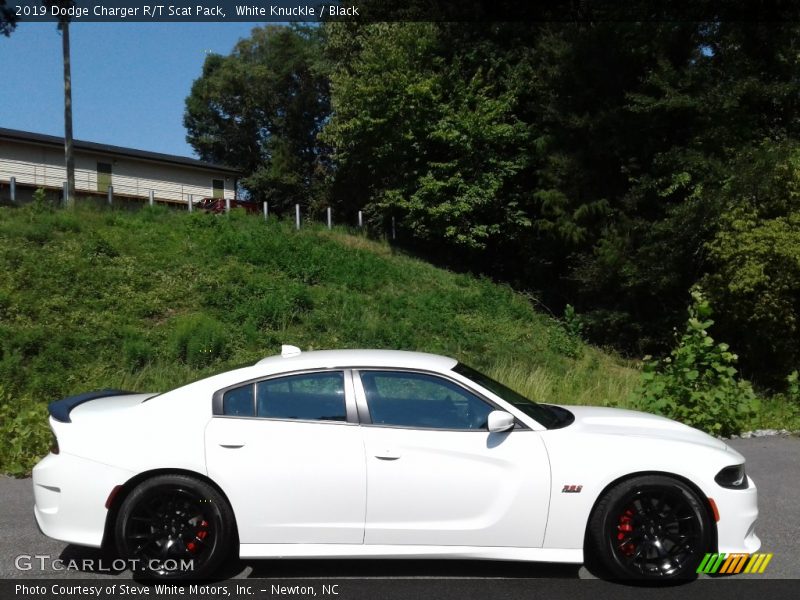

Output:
xmin=9 ymin=177 xmax=15 ymax=203
xmin=327 ymin=207 xmax=332 ymax=229
xmin=149 ymin=190 xmax=154 ymax=207
xmin=225 ymin=197 xmax=230 ymax=213
xmin=358 ymin=210 xmax=363 ymax=228
xmin=295 ymin=204 xmax=300 ymax=230
xmin=108 ymin=186 xmax=113 ymax=206
xmin=391 ymin=216 xmax=396 ymax=240
xmin=188 ymin=194 xmax=193 ymax=212
xmin=263 ymin=201 xmax=268 ymax=221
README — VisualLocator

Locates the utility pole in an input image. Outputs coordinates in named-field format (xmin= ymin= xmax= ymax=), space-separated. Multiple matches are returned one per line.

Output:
xmin=45 ymin=1 xmax=76 ymax=208
xmin=62 ymin=16 xmax=75 ymax=208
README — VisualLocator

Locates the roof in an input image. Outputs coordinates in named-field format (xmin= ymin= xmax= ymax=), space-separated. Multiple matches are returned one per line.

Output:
xmin=255 ymin=349 xmax=458 ymax=373
xmin=0 ymin=127 xmax=240 ymax=175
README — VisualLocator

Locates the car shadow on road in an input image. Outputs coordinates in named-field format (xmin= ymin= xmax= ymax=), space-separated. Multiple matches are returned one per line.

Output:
xmin=57 ymin=545 xmax=126 ymax=575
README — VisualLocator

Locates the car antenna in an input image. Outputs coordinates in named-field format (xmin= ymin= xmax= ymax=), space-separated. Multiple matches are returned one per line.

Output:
xmin=281 ymin=344 xmax=302 ymax=358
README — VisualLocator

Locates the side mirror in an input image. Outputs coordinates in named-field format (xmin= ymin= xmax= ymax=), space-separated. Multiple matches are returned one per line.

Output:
xmin=487 ymin=410 xmax=515 ymax=433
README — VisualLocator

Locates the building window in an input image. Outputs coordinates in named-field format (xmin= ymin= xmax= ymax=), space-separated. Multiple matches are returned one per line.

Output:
xmin=212 ymin=179 xmax=224 ymax=199
xmin=97 ymin=162 xmax=112 ymax=192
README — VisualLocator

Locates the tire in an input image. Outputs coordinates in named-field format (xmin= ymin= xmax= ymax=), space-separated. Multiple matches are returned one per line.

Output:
xmin=587 ymin=475 xmax=712 ymax=581
xmin=115 ymin=474 xmax=235 ymax=580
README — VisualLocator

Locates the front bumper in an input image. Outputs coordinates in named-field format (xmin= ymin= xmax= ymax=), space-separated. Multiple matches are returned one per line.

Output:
xmin=32 ymin=452 xmax=134 ymax=548
xmin=713 ymin=475 xmax=760 ymax=554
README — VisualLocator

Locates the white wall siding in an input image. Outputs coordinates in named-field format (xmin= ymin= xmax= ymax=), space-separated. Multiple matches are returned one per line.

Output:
xmin=0 ymin=139 xmax=236 ymax=203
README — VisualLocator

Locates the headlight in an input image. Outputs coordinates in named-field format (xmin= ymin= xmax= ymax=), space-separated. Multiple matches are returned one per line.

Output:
xmin=715 ymin=464 xmax=747 ymax=489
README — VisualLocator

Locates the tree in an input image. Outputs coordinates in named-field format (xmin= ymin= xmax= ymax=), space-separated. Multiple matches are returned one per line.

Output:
xmin=702 ymin=141 xmax=800 ymax=386
xmin=0 ymin=0 xmax=18 ymax=36
xmin=43 ymin=1 xmax=76 ymax=208
xmin=322 ymin=20 xmax=800 ymax=388
xmin=323 ymin=23 xmax=546 ymax=251
xmin=184 ymin=25 xmax=330 ymax=212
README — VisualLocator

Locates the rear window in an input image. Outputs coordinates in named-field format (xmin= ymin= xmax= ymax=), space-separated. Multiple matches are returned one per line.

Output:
xmin=256 ymin=372 xmax=346 ymax=422
xmin=220 ymin=372 xmax=346 ymax=422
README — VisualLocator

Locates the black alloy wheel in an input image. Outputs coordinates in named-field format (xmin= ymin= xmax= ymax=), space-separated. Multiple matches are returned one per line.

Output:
xmin=115 ymin=474 xmax=234 ymax=580
xmin=588 ymin=475 xmax=712 ymax=581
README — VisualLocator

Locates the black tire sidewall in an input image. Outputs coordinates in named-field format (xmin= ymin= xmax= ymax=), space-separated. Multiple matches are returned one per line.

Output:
xmin=589 ymin=475 xmax=712 ymax=581
xmin=114 ymin=474 xmax=234 ymax=580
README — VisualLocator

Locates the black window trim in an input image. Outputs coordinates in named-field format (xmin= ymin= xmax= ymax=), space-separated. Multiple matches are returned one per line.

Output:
xmin=212 ymin=368 xmax=357 ymax=425
xmin=352 ymin=367 xmax=530 ymax=432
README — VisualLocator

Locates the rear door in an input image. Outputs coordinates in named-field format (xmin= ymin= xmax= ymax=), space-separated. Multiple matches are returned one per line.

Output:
xmin=205 ymin=370 xmax=366 ymax=544
xmin=356 ymin=370 xmax=551 ymax=548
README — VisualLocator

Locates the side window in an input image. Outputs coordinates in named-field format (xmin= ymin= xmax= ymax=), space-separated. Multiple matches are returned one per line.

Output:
xmin=222 ymin=384 xmax=254 ymax=417
xmin=256 ymin=372 xmax=346 ymax=422
xmin=359 ymin=371 xmax=494 ymax=430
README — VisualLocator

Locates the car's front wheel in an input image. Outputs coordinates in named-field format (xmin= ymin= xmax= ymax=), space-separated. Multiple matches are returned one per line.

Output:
xmin=114 ymin=474 xmax=234 ymax=580
xmin=588 ymin=475 xmax=712 ymax=581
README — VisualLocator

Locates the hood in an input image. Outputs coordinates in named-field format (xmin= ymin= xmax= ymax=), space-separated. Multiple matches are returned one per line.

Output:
xmin=560 ymin=405 xmax=729 ymax=452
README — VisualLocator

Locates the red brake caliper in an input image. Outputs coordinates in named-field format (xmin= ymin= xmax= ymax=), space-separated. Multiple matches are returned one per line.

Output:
xmin=187 ymin=520 xmax=210 ymax=554
xmin=617 ymin=508 xmax=635 ymax=556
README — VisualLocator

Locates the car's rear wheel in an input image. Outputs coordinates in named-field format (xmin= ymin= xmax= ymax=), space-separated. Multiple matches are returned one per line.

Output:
xmin=115 ymin=474 xmax=234 ymax=580
xmin=588 ymin=475 xmax=712 ymax=581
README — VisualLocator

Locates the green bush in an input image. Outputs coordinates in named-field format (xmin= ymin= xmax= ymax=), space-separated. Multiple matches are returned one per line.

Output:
xmin=788 ymin=371 xmax=800 ymax=405
xmin=31 ymin=187 xmax=52 ymax=212
xmin=122 ymin=333 xmax=155 ymax=371
xmin=0 ymin=387 xmax=51 ymax=477
xmin=170 ymin=314 xmax=230 ymax=368
xmin=634 ymin=289 xmax=758 ymax=437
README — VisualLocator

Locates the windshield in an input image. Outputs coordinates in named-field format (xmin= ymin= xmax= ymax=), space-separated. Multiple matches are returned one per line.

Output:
xmin=452 ymin=363 xmax=563 ymax=429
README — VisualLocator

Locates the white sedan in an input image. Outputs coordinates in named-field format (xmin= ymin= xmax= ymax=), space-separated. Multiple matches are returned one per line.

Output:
xmin=32 ymin=347 xmax=759 ymax=581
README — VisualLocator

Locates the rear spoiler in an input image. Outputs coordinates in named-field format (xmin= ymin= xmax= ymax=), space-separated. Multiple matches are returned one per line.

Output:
xmin=48 ymin=390 xmax=135 ymax=423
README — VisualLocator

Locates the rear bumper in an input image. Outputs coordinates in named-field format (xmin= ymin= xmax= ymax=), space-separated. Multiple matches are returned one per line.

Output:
xmin=32 ymin=452 xmax=135 ymax=548
xmin=713 ymin=475 xmax=760 ymax=554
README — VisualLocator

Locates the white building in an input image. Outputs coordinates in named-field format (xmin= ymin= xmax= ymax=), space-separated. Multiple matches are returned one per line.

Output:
xmin=0 ymin=127 xmax=239 ymax=206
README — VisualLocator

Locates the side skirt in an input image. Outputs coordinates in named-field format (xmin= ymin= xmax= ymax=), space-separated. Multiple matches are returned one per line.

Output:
xmin=239 ymin=544 xmax=583 ymax=563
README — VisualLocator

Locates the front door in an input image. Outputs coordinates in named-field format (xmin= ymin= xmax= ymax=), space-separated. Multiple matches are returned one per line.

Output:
xmin=356 ymin=370 xmax=551 ymax=548
xmin=205 ymin=370 xmax=366 ymax=544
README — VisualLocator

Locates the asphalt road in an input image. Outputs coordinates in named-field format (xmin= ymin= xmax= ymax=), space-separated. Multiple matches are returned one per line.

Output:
xmin=1 ymin=436 xmax=798 ymax=583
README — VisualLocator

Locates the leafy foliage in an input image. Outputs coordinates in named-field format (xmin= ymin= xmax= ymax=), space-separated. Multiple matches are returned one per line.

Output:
xmin=701 ymin=141 xmax=800 ymax=386
xmin=184 ymin=25 xmax=330 ymax=211
xmin=787 ymin=371 xmax=800 ymax=405
xmin=0 ymin=385 xmax=51 ymax=478
xmin=0 ymin=0 xmax=16 ymax=36
xmin=634 ymin=290 xmax=758 ymax=437
xmin=170 ymin=314 xmax=230 ymax=368
xmin=320 ymin=21 xmax=800 ymax=388
xmin=323 ymin=23 xmax=541 ymax=249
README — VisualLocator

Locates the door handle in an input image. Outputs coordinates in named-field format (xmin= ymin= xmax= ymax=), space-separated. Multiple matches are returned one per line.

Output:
xmin=375 ymin=450 xmax=401 ymax=460
xmin=219 ymin=443 xmax=245 ymax=449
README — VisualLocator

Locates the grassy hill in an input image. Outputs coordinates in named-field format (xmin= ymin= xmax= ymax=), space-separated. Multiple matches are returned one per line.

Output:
xmin=1 ymin=202 xmax=791 ymax=474
xmin=0 ymin=203 xmax=638 ymax=473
